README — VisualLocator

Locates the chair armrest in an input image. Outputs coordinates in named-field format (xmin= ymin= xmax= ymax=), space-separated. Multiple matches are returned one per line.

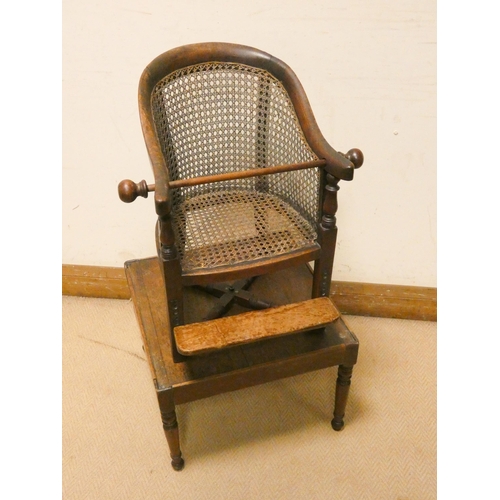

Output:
xmin=316 ymin=139 xmax=356 ymax=180
xmin=152 ymin=164 xmax=171 ymax=217
xmin=320 ymin=144 xmax=364 ymax=179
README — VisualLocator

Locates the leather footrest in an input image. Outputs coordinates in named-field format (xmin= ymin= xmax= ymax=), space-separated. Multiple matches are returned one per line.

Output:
xmin=174 ymin=297 xmax=340 ymax=356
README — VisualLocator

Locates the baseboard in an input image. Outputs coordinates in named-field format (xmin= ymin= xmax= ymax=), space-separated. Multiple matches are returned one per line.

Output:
xmin=329 ymin=281 xmax=436 ymax=321
xmin=62 ymin=264 xmax=436 ymax=321
xmin=62 ymin=265 xmax=131 ymax=300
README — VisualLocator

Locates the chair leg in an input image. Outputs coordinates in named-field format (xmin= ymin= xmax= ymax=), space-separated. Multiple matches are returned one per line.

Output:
xmin=331 ymin=364 xmax=353 ymax=431
xmin=157 ymin=389 xmax=184 ymax=471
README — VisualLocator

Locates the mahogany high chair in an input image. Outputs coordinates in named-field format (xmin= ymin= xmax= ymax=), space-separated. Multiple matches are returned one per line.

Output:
xmin=118 ymin=42 xmax=364 ymax=470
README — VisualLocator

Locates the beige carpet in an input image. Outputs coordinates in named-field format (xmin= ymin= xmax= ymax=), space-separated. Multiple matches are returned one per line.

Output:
xmin=63 ymin=296 xmax=436 ymax=499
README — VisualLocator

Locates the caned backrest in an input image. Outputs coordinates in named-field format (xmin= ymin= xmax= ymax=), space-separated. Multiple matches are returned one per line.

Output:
xmin=139 ymin=44 xmax=323 ymax=228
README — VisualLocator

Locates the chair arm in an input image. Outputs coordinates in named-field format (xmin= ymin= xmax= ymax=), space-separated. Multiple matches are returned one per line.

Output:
xmin=313 ymin=139 xmax=364 ymax=180
xmin=152 ymin=164 xmax=171 ymax=217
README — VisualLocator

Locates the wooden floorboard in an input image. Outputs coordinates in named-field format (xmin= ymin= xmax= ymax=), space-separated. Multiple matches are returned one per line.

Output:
xmin=62 ymin=264 xmax=436 ymax=321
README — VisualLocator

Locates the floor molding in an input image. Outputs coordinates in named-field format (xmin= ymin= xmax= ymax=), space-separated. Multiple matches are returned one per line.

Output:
xmin=62 ymin=265 xmax=131 ymax=300
xmin=62 ymin=264 xmax=436 ymax=321
xmin=329 ymin=281 xmax=436 ymax=321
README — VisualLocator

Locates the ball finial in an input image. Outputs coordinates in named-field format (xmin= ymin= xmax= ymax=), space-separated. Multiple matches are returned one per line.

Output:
xmin=345 ymin=148 xmax=364 ymax=169
xmin=118 ymin=179 xmax=139 ymax=203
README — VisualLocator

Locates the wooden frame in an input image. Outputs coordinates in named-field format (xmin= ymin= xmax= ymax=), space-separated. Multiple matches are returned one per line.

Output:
xmin=113 ymin=43 xmax=371 ymax=469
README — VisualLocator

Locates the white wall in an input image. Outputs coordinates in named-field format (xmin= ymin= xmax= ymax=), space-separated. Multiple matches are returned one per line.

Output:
xmin=62 ymin=0 xmax=436 ymax=287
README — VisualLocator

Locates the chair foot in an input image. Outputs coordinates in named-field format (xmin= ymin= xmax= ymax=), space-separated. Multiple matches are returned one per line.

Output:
xmin=331 ymin=418 xmax=345 ymax=431
xmin=171 ymin=456 xmax=185 ymax=471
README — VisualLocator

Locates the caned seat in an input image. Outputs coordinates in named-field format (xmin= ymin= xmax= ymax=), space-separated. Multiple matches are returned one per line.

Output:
xmin=171 ymin=189 xmax=319 ymax=272
xmin=119 ymin=42 xmax=364 ymax=470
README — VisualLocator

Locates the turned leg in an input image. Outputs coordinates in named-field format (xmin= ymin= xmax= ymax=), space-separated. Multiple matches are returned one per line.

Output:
xmin=332 ymin=365 xmax=353 ymax=431
xmin=157 ymin=389 xmax=184 ymax=471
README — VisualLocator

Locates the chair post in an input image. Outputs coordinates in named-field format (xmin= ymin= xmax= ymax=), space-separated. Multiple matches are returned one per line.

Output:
xmin=312 ymin=173 xmax=340 ymax=298
xmin=157 ymin=214 xmax=185 ymax=363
